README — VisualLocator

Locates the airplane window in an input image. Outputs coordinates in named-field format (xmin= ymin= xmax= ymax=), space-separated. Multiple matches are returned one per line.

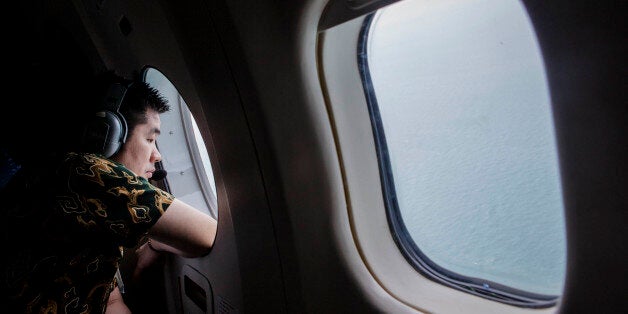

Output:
xmin=143 ymin=67 xmax=218 ymax=218
xmin=363 ymin=0 xmax=565 ymax=303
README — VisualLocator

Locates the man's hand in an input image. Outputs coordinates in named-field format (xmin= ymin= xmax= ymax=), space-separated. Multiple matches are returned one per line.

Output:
xmin=132 ymin=240 xmax=164 ymax=282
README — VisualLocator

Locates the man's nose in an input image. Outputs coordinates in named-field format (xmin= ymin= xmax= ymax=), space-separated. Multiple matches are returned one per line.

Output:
xmin=152 ymin=148 xmax=162 ymax=162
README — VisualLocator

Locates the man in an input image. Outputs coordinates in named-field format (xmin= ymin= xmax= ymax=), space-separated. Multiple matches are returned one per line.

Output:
xmin=2 ymin=72 xmax=217 ymax=313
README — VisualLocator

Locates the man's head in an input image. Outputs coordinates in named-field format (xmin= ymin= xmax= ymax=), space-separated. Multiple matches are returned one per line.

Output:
xmin=83 ymin=72 xmax=170 ymax=179
xmin=111 ymin=79 xmax=170 ymax=179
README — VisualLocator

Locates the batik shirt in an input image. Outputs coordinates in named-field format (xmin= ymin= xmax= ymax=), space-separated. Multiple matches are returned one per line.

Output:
xmin=2 ymin=152 xmax=174 ymax=313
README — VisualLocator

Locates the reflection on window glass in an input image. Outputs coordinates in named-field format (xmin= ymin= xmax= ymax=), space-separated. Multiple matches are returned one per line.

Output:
xmin=366 ymin=0 xmax=565 ymax=298
xmin=144 ymin=68 xmax=218 ymax=218
xmin=191 ymin=113 xmax=217 ymax=198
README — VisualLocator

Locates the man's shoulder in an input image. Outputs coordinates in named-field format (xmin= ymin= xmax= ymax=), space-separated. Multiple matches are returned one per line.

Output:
xmin=61 ymin=152 xmax=122 ymax=170
xmin=63 ymin=151 xmax=107 ymax=162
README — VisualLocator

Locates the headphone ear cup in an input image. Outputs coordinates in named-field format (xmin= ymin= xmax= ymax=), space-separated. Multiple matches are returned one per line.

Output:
xmin=81 ymin=82 xmax=130 ymax=158
xmin=81 ymin=110 xmax=127 ymax=158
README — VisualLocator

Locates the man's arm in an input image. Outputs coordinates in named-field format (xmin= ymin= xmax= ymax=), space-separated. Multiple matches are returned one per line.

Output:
xmin=147 ymin=198 xmax=217 ymax=258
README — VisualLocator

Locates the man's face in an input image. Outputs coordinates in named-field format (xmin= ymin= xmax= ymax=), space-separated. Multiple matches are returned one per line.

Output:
xmin=112 ymin=108 xmax=162 ymax=179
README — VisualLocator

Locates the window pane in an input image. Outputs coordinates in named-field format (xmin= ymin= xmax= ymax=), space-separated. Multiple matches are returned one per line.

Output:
xmin=144 ymin=67 xmax=218 ymax=218
xmin=367 ymin=0 xmax=566 ymax=295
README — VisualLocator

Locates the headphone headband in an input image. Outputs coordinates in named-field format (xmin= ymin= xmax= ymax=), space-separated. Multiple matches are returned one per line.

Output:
xmin=102 ymin=82 xmax=130 ymax=112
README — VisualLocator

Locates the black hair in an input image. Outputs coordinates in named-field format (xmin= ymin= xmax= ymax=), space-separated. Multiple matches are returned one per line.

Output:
xmin=120 ymin=80 xmax=170 ymax=135
xmin=94 ymin=71 xmax=170 ymax=136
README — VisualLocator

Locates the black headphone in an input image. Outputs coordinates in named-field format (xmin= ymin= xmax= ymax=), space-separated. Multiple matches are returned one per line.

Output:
xmin=81 ymin=82 xmax=131 ymax=158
